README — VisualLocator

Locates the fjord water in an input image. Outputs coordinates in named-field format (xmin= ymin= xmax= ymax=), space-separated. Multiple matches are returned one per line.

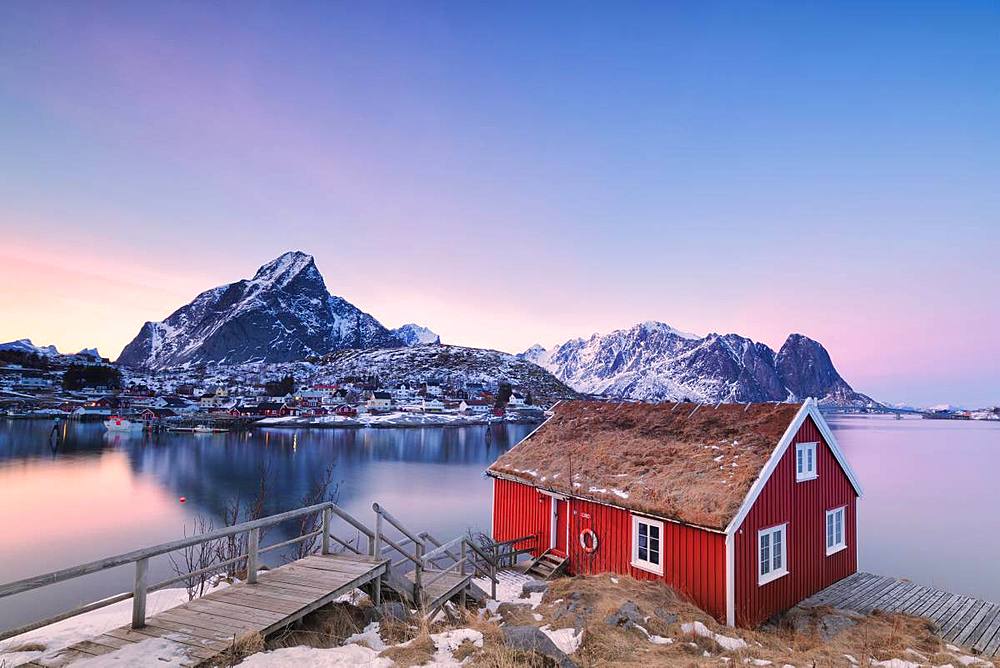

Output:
xmin=0 ymin=416 xmax=997 ymax=631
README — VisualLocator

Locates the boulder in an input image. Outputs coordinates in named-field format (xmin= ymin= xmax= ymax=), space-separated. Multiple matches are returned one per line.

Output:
xmin=522 ymin=580 xmax=549 ymax=595
xmin=604 ymin=601 xmax=645 ymax=629
xmin=818 ymin=613 xmax=857 ymax=641
xmin=502 ymin=626 xmax=578 ymax=668
xmin=378 ymin=601 xmax=410 ymax=622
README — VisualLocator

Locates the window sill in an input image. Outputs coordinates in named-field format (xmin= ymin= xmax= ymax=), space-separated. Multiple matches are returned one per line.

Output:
xmin=795 ymin=474 xmax=818 ymax=483
xmin=758 ymin=568 xmax=789 ymax=586
xmin=826 ymin=544 xmax=847 ymax=557
xmin=631 ymin=559 xmax=664 ymax=576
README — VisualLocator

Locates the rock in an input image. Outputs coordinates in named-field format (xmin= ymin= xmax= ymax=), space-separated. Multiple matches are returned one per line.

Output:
xmin=378 ymin=601 xmax=409 ymax=622
xmin=496 ymin=603 xmax=523 ymax=619
xmin=502 ymin=626 xmax=578 ymax=668
xmin=522 ymin=580 xmax=549 ymax=595
xmin=818 ymin=613 xmax=856 ymax=641
xmin=604 ymin=601 xmax=645 ymax=629
xmin=654 ymin=607 xmax=678 ymax=625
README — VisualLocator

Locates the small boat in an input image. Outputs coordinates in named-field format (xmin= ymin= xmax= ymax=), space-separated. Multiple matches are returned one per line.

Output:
xmin=193 ymin=424 xmax=228 ymax=434
xmin=104 ymin=416 xmax=142 ymax=431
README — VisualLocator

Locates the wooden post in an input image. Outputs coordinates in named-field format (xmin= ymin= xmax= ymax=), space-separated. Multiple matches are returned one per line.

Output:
xmin=373 ymin=510 xmax=382 ymax=558
xmin=247 ymin=528 xmax=259 ymax=584
xmin=131 ymin=558 xmax=148 ymax=629
xmin=373 ymin=572 xmax=382 ymax=607
xmin=491 ymin=556 xmax=497 ymax=601
xmin=460 ymin=541 xmax=467 ymax=576
xmin=321 ymin=507 xmax=332 ymax=555
xmin=414 ymin=541 xmax=423 ymax=603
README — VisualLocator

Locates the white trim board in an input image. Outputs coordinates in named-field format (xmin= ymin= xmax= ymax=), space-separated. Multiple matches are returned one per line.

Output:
xmin=723 ymin=398 xmax=863 ymax=536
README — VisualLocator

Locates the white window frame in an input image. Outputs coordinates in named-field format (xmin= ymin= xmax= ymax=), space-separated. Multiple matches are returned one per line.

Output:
xmin=631 ymin=514 xmax=664 ymax=576
xmin=757 ymin=523 xmax=788 ymax=585
xmin=795 ymin=442 xmax=817 ymax=481
xmin=825 ymin=506 xmax=847 ymax=556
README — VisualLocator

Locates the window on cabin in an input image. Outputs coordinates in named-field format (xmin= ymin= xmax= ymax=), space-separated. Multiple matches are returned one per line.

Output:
xmin=826 ymin=507 xmax=846 ymax=555
xmin=795 ymin=442 xmax=817 ymax=481
xmin=758 ymin=524 xmax=788 ymax=585
xmin=631 ymin=515 xmax=664 ymax=575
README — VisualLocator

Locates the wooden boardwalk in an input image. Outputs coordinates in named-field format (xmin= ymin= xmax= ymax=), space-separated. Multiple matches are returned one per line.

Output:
xmin=801 ymin=572 xmax=1000 ymax=657
xmin=21 ymin=554 xmax=387 ymax=667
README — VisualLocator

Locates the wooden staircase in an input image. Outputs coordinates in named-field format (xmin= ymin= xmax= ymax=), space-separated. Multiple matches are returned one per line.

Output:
xmin=525 ymin=549 xmax=568 ymax=580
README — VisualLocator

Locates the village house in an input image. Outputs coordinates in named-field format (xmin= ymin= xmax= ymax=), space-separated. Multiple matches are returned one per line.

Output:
xmin=459 ymin=398 xmax=492 ymax=415
xmin=422 ymin=397 xmax=445 ymax=413
xmin=366 ymin=391 xmax=393 ymax=412
xmin=487 ymin=399 xmax=862 ymax=627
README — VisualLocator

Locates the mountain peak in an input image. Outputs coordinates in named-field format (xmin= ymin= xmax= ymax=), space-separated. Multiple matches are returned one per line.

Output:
xmin=251 ymin=251 xmax=317 ymax=287
xmin=635 ymin=320 xmax=699 ymax=340
xmin=392 ymin=324 xmax=440 ymax=346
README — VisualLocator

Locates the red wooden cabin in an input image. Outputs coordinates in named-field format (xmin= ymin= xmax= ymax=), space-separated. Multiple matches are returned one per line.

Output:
xmin=487 ymin=399 xmax=862 ymax=627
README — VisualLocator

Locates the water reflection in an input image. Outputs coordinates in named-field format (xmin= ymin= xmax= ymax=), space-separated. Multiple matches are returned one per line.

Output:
xmin=0 ymin=419 xmax=530 ymax=630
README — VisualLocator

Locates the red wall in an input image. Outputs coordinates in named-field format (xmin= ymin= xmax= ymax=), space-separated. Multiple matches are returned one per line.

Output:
xmin=492 ymin=478 xmax=727 ymax=622
xmin=734 ymin=416 xmax=858 ymax=626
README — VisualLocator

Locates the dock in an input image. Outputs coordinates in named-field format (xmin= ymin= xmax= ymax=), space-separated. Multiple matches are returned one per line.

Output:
xmin=802 ymin=572 xmax=1000 ymax=657
xmin=0 ymin=501 xmax=518 ymax=667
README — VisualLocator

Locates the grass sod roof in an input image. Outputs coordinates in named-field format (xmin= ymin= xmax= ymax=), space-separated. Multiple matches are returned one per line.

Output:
xmin=488 ymin=400 xmax=804 ymax=531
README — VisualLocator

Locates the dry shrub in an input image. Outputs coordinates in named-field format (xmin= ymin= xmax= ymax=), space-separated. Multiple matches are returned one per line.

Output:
xmin=470 ymin=643 xmax=550 ymax=668
xmin=379 ymin=632 xmax=436 ymax=667
xmin=215 ymin=632 xmax=265 ymax=667
xmin=2 ymin=642 xmax=46 ymax=653
xmin=266 ymin=602 xmax=367 ymax=650
xmin=452 ymin=638 xmax=479 ymax=662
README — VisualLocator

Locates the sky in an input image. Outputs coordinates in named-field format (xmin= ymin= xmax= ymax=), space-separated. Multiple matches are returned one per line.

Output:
xmin=0 ymin=1 xmax=997 ymax=407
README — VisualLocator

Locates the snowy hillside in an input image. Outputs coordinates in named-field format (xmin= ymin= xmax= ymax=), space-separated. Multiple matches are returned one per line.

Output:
xmin=0 ymin=339 xmax=60 ymax=356
xmin=117 ymin=252 xmax=403 ymax=369
xmin=521 ymin=321 xmax=876 ymax=407
xmin=317 ymin=344 xmax=578 ymax=399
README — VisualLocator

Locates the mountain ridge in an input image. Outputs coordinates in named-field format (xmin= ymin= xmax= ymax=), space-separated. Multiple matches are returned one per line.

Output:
xmin=520 ymin=321 xmax=875 ymax=407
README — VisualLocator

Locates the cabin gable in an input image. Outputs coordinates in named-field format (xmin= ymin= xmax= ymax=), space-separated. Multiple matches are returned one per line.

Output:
xmin=732 ymin=415 xmax=858 ymax=626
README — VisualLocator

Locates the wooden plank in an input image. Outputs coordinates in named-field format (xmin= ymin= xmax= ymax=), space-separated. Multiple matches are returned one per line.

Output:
xmin=921 ymin=592 xmax=957 ymax=620
xmin=256 ymin=570 xmax=354 ymax=591
xmin=156 ymin=608 xmax=259 ymax=636
xmin=269 ymin=564 xmax=368 ymax=585
xmin=852 ymin=579 xmax=905 ymax=612
xmin=972 ymin=607 xmax=1000 ymax=653
xmin=296 ymin=556 xmax=379 ymax=572
xmin=145 ymin=617 xmax=249 ymax=646
xmin=183 ymin=597 xmax=286 ymax=625
xmin=943 ymin=599 xmax=985 ymax=641
xmin=116 ymin=623 xmax=232 ymax=652
xmin=904 ymin=588 xmax=942 ymax=615
xmin=827 ymin=575 xmax=890 ymax=608
xmin=238 ymin=583 xmax=325 ymax=604
xmin=888 ymin=585 xmax=929 ymax=613
xmin=956 ymin=602 xmax=998 ymax=647
xmin=910 ymin=589 xmax=946 ymax=617
xmin=933 ymin=595 xmax=972 ymax=627
xmin=982 ymin=617 xmax=1000 ymax=656
xmin=838 ymin=576 xmax=898 ymax=609
xmin=103 ymin=627 xmax=217 ymax=659
xmin=208 ymin=590 xmax=305 ymax=615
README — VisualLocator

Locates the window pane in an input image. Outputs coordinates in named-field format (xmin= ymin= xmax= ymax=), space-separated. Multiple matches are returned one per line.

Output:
xmin=638 ymin=545 xmax=647 ymax=561
xmin=807 ymin=447 xmax=814 ymax=472
xmin=797 ymin=449 xmax=803 ymax=473
xmin=836 ymin=512 xmax=843 ymax=544
xmin=649 ymin=525 xmax=660 ymax=541
xmin=760 ymin=533 xmax=770 ymax=574
xmin=650 ymin=547 xmax=659 ymax=565
xmin=773 ymin=530 xmax=783 ymax=569
xmin=639 ymin=524 xmax=648 ymax=539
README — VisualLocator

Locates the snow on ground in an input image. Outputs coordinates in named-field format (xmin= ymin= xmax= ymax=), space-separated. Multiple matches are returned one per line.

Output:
xmin=539 ymin=625 xmax=582 ymax=654
xmin=237 ymin=626 xmax=483 ymax=668
xmin=64 ymin=637 xmax=193 ymax=667
xmin=473 ymin=571 xmax=539 ymax=613
xmin=257 ymin=412 xmax=493 ymax=428
xmin=237 ymin=643 xmax=392 ymax=667
xmin=680 ymin=620 xmax=748 ymax=651
xmin=0 ymin=588 xmax=192 ymax=667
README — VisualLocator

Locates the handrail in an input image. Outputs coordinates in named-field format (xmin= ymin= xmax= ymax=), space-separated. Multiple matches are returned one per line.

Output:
xmin=371 ymin=503 xmax=422 ymax=546
xmin=421 ymin=536 xmax=464 ymax=564
xmin=0 ymin=500 xmax=374 ymax=641
xmin=0 ymin=501 xmax=349 ymax=600
xmin=492 ymin=534 xmax=536 ymax=549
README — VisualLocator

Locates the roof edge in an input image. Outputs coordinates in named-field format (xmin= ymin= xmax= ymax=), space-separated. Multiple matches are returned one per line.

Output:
xmin=723 ymin=398 xmax=863 ymax=536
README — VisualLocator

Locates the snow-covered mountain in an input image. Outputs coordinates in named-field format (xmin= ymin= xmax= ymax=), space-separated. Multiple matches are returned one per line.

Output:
xmin=0 ymin=339 xmax=60 ymax=356
xmin=392 ymin=324 xmax=440 ymax=346
xmin=317 ymin=344 xmax=577 ymax=399
xmin=521 ymin=321 xmax=875 ymax=407
xmin=117 ymin=251 xmax=403 ymax=370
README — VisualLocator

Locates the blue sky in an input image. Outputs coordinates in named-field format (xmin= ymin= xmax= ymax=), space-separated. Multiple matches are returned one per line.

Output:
xmin=0 ymin=1 xmax=997 ymax=406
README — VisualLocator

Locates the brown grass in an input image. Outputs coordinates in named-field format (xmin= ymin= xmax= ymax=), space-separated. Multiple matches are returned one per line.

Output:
xmin=214 ymin=632 xmax=265 ymax=667
xmin=489 ymin=400 xmax=801 ymax=529
xmin=379 ymin=632 xmax=436 ymax=666
xmin=265 ymin=602 xmax=368 ymax=650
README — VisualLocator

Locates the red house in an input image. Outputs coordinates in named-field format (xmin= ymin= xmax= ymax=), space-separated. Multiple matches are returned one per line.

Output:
xmin=487 ymin=399 xmax=862 ymax=627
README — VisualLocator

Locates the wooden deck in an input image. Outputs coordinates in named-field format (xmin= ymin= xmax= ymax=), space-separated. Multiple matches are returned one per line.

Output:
xmin=24 ymin=554 xmax=388 ymax=667
xmin=801 ymin=571 xmax=1000 ymax=657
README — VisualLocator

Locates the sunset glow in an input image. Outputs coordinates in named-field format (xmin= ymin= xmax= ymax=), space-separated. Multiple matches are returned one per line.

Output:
xmin=1 ymin=2 xmax=997 ymax=406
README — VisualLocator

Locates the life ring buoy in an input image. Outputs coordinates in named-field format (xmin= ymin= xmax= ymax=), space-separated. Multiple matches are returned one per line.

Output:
xmin=579 ymin=528 xmax=599 ymax=553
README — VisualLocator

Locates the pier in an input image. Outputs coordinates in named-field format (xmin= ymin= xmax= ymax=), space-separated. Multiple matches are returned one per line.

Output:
xmin=0 ymin=501 xmax=512 ymax=667
xmin=803 ymin=572 xmax=1000 ymax=657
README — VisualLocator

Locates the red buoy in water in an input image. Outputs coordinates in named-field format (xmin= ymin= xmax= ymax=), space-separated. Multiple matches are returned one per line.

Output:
xmin=179 ymin=496 xmax=187 ymax=503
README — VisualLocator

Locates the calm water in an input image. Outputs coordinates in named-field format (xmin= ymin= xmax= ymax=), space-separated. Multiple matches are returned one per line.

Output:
xmin=0 ymin=420 xmax=532 ymax=630
xmin=0 ymin=415 xmax=998 ymax=631
xmin=828 ymin=415 xmax=1000 ymax=602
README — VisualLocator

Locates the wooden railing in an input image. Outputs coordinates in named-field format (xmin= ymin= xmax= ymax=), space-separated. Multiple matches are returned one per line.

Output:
xmin=0 ymin=501 xmax=374 ymax=642
xmin=489 ymin=534 xmax=537 ymax=569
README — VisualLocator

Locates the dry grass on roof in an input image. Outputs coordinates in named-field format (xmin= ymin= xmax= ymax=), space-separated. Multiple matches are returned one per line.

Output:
xmin=489 ymin=400 xmax=802 ymax=530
